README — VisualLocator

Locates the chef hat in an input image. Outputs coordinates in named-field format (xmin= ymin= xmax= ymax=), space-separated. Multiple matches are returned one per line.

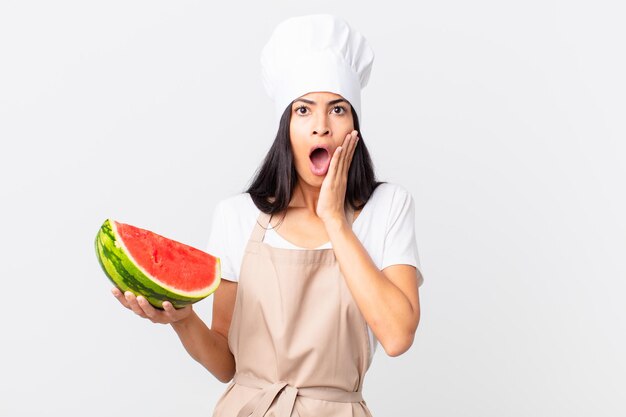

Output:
xmin=261 ymin=14 xmax=375 ymax=127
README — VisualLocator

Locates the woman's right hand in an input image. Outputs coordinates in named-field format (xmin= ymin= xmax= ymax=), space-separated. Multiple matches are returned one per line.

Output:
xmin=111 ymin=287 xmax=193 ymax=324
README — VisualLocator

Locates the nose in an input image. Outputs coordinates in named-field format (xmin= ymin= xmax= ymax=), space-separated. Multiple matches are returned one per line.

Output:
xmin=312 ymin=112 xmax=331 ymax=136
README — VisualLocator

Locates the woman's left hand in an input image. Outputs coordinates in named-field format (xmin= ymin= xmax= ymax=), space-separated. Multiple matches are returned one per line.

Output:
xmin=316 ymin=130 xmax=359 ymax=226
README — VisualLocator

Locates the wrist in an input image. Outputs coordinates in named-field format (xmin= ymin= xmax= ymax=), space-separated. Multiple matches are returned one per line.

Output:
xmin=170 ymin=308 xmax=196 ymax=329
xmin=323 ymin=214 xmax=349 ymax=234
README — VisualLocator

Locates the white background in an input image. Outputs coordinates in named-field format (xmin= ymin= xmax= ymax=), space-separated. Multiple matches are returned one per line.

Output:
xmin=1 ymin=1 xmax=625 ymax=416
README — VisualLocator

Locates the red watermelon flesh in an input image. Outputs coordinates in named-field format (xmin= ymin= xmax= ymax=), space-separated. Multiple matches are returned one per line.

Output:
xmin=115 ymin=222 xmax=217 ymax=294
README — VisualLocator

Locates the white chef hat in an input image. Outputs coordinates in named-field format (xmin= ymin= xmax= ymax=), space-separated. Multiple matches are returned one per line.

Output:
xmin=261 ymin=14 xmax=375 ymax=127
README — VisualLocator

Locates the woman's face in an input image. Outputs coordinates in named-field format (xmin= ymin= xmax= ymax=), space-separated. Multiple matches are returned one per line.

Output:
xmin=289 ymin=91 xmax=355 ymax=187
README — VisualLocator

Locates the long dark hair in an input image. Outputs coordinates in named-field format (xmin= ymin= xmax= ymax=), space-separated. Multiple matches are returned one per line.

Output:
xmin=245 ymin=102 xmax=384 ymax=214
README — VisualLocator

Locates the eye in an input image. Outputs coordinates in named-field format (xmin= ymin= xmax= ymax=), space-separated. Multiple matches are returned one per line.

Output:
xmin=294 ymin=105 xmax=309 ymax=115
xmin=332 ymin=105 xmax=347 ymax=115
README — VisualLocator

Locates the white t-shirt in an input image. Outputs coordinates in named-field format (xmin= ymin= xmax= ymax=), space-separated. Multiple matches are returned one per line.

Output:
xmin=206 ymin=182 xmax=423 ymax=362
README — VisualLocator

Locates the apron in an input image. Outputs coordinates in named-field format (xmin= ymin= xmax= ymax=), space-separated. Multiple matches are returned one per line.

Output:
xmin=212 ymin=205 xmax=373 ymax=417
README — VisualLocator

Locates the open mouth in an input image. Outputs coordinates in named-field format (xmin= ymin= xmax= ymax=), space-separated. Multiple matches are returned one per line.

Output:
xmin=309 ymin=146 xmax=331 ymax=176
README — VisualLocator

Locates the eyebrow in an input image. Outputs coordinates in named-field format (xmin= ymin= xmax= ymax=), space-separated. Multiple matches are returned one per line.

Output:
xmin=293 ymin=98 xmax=349 ymax=106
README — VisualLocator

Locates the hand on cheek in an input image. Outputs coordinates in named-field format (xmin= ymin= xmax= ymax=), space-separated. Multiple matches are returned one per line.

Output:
xmin=316 ymin=130 xmax=359 ymax=224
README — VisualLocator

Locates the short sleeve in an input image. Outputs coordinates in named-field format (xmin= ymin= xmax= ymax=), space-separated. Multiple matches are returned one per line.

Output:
xmin=205 ymin=201 xmax=238 ymax=282
xmin=381 ymin=188 xmax=424 ymax=287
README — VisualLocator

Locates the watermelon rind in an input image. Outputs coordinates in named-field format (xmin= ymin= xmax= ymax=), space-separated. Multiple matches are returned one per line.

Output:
xmin=95 ymin=219 xmax=221 ymax=309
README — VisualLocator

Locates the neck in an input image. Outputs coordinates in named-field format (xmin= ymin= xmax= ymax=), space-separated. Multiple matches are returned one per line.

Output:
xmin=290 ymin=180 xmax=322 ymax=214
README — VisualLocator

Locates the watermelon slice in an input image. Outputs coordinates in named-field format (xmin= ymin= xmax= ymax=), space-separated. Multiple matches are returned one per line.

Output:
xmin=95 ymin=219 xmax=221 ymax=309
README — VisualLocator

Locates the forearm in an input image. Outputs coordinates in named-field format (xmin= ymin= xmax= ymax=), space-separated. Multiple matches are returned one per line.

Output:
xmin=170 ymin=310 xmax=235 ymax=383
xmin=326 ymin=218 xmax=418 ymax=355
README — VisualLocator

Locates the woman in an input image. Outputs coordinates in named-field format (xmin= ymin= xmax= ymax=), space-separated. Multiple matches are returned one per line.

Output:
xmin=112 ymin=14 xmax=423 ymax=417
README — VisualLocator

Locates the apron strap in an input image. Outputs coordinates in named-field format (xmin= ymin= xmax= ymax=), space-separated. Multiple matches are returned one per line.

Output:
xmin=250 ymin=204 xmax=356 ymax=244
xmin=250 ymin=210 xmax=272 ymax=243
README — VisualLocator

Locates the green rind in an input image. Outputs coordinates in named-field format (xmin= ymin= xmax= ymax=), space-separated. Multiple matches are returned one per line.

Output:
xmin=95 ymin=219 xmax=221 ymax=309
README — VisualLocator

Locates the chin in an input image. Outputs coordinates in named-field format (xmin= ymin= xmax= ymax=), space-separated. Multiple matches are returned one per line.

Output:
xmin=298 ymin=171 xmax=325 ymax=188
